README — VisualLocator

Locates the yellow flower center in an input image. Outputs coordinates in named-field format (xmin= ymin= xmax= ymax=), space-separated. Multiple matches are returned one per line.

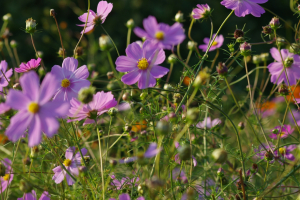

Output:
xmin=137 ymin=58 xmax=149 ymax=70
xmin=279 ymin=147 xmax=286 ymax=155
xmin=63 ymin=159 xmax=72 ymax=167
xmin=155 ymin=31 xmax=164 ymax=40
xmin=2 ymin=174 xmax=9 ymax=181
xmin=212 ymin=41 xmax=218 ymax=46
xmin=279 ymin=132 xmax=285 ymax=137
xmin=28 ymin=102 xmax=39 ymax=114
xmin=61 ymin=78 xmax=70 ymax=88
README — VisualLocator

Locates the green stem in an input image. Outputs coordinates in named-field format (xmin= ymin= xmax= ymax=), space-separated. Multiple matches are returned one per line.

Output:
xmin=30 ymin=35 xmax=46 ymax=72
xmin=126 ymin=28 xmax=132 ymax=47
xmin=97 ymin=127 xmax=105 ymax=200
xmin=166 ymin=63 xmax=173 ymax=83
xmin=101 ymin=25 xmax=120 ymax=57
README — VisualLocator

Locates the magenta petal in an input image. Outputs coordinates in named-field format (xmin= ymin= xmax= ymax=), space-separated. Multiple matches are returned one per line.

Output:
xmin=40 ymin=191 xmax=51 ymax=200
xmin=97 ymin=1 xmax=108 ymax=15
xmin=143 ymin=16 xmax=158 ymax=37
xmin=65 ymin=147 xmax=76 ymax=160
xmin=62 ymin=57 xmax=78 ymax=76
xmin=51 ymin=65 xmax=64 ymax=79
xmin=126 ymin=42 xmax=143 ymax=60
xmin=72 ymin=65 xmax=89 ymax=79
xmin=6 ymin=89 xmax=30 ymax=110
xmin=40 ymin=100 xmax=69 ymax=118
xmin=138 ymin=71 xmax=156 ymax=89
xmin=66 ymin=174 xmax=76 ymax=185
xmin=116 ymin=56 xmax=137 ymax=72
xmin=270 ymin=47 xmax=282 ymax=62
xmin=39 ymin=73 xmax=60 ymax=105
xmin=152 ymin=49 xmax=165 ymax=65
xmin=121 ymin=69 xmax=141 ymax=85
xmin=40 ymin=116 xmax=59 ymax=138
xmin=78 ymin=11 xmax=95 ymax=23
xmin=53 ymin=170 xmax=65 ymax=184
xmin=28 ymin=115 xmax=42 ymax=147
xmin=20 ymin=71 xmax=40 ymax=102
xmin=150 ymin=66 xmax=169 ymax=78
xmin=119 ymin=194 xmax=131 ymax=200
xmin=101 ymin=2 xmax=113 ymax=18
xmin=134 ymin=27 xmax=150 ymax=38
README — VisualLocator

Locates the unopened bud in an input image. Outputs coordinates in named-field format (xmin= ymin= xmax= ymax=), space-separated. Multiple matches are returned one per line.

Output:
xmin=10 ymin=40 xmax=17 ymax=48
xmin=262 ymin=25 xmax=273 ymax=35
xmin=289 ymin=43 xmax=300 ymax=54
xmin=78 ymin=87 xmax=95 ymax=104
xmin=50 ymin=9 xmax=56 ymax=17
xmin=107 ymin=71 xmax=114 ymax=79
xmin=110 ymin=160 xmax=118 ymax=167
xmin=163 ymin=83 xmax=173 ymax=91
xmin=264 ymin=150 xmax=274 ymax=161
xmin=156 ymin=120 xmax=171 ymax=135
xmin=269 ymin=17 xmax=280 ymax=30
xmin=175 ymin=11 xmax=184 ymax=23
xmin=240 ymin=42 xmax=251 ymax=56
xmin=108 ymin=107 xmax=118 ymax=116
xmin=217 ymin=167 xmax=224 ymax=177
xmin=251 ymin=163 xmax=258 ymax=173
xmin=252 ymin=55 xmax=261 ymax=64
xmin=278 ymin=84 xmax=289 ymax=95
xmin=75 ymin=47 xmax=83 ymax=58
xmin=99 ymin=35 xmax=113 ymax=51
xmin=272 ymin=128 xmax=279 ymax=134
xmin=178 ymin=145 xmax=191 ymax=161
xmin=212 ymin=148 xmax=228 ymax=164
xmin=228 ymin=43 xmax=235 ymax=52
xmin=3 ymin=13 xmax=12 ymax=22
xmin=58 ymin=48 xmax=66 ymax=57
xmin=122 ymin=93 xmax=130 ymax=101
xmin=187 ymin=41 xmax=198 ymax=50
xmin=260 ymin=53 xmax=269 ymax=62
xmin=186 ymin=108 xmax=200 ymax=123
xmin=13 ymin=83 xmax=20 ymax=90
xmin=30 ymin=146 xmax=39 ymax=159
xmin=234 ymin=29 xmax=244 ymax=39
xmin=25 ymin=18 xmax=37 ymax=34
xmin=194 ymin=67 xmax=210 ymax=87
xmin=173 ymin=93 xmax=182 ymax=103
xmin=19 ymin=180 xmax=33 ymax=193
xmin=276 ymin=37 xmax=286 ymax=47
xmin=236 ymin=37 xmax=245 ymax=43
xmin=216 ymin=62 xmax=228 ymax=76
xmin=167 ymin=54 xmax=177 ymax=64
xmin=126 ymin=19 xmax=135 ymax=29
xmin=124 ymin=123 xmax=132 ymax=132
xmin=37 ymin=51 xmax=43 ymax=58
xmin=238 ymin=122 xmax=245 ymax=130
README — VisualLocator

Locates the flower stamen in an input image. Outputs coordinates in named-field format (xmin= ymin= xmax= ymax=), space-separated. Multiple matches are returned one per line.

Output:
xmin=61 ymin=79 xmax=70 ymax=88
xmin=137 ymin=58 xmax=149 ymax=70
xmin=2 ymin=174 xmax=9 ymax=181
xmin=155 ymin=31 xmax=164 ymax=40
xmin=63 ymin=159 xmax=72 ymax=167
xmin=28 ymin=102 xmax=39 ymax=114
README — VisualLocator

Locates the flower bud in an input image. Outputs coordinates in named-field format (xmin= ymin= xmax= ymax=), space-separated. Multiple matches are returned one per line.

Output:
xmin=186 ymin=108 xmax=200 ymax=123
xmin=163 ymin=83 xmax=173 ymax=91
xmin=122 ymin=93 xmax=130 ymax=101
xmin=19 ymin=180 xmax=33 ymax=193
xmin=22 ymin=157 xmax=31 ymax=166
xmin=58 ymin=47 xmax=66 ymax=57
xmin=0 ymin=162 xmax=6 ymax=176
xmin=78 ymin=87 xmax=95 ymax=104
xmin=194 ymin=68 xmax=210 ymax=87
xmin=167 ymin=54 xmax=177 ymax=64
xmin=10 ymin=40 xmax=17 ymax=48
xmin=50 ymin=9 xmax=56 ymax=17
xmin=236 ymin=37 xmax=245 ymax=43
xmin=124 ymin=123 xmax=132 ymax=132
xmin=269 ymin=17 xmax=280 ymax=30
xmin=217 ymin=167 xmax=224 ymax=177
xmin=278 ymin=84 xmax=289 ymax=96
xmin=289 ymin=43 xmax=300 ymax=54
xmin=228 ymin=43 xmax=235 ymax=53
xmin=272 ymin=128 xmax=279 ymax=134
xmin=30 ymin=146 xmax=39 ymax=159
xmin=156 ymin=120 xmax=171 ymax=135
xmin=260 ymin=53 xmax=269 ymax=62
xmin=37 ymin=51 xmax=43 ymax=58
xmin=25 ymin=18 xmax=37 ymax=34
xmin=216 ymin=62 xmax=228 ymax=76
xmin=252 ymin=55 xmax=261 ymax=64
xmin=238 ymin=122 xmax=245 ymax=130
xmin=251 ymin=163 xmax=258 ymax=173
xmin=276 ymin=37 xmax=286 ymax=47
xmin=126 ymin=19 xmax=135 ymax=29
xmin=264 ymin=150 xmax=274 ymax=161
xmin=284 ymin=57 xmax=294 ymax=68
xmin=107 ymin=71 xmax=114 ymax=79
xmin=178 ymin=145 xmax=191 ymax=161
xmin=187 ymin=41 xmax=198 ymax=51
xmin=99 ymin=35 xmax=113 ymax=51
xmin=212 ymin=148 xmax=227 ymax=164
xmin=175 ymin=11 xmax=184 ymax=23
xmin=109 ymin=160 xmax=118 ymax=167
xmin=3 ymin=13 xmax=12 ymax=22
xmin=173 ymin=93 xmax=182 ymax=103
xmin=138 ymin=183 xmax=147 ymax=195
xmin=13 ymin=83 xmax=20 ymax=90
xmin=38 ymin=67 xmax=45 ymax=76
xmin=75 ymin=47 xmax=83 ymax=59
xmin=234 ymin=29 xmax=244 ymax=39
xmin=262 ymin=25 xmax=273 ymax=35
xmin=240 ymin=42 xmax=251 ymax=56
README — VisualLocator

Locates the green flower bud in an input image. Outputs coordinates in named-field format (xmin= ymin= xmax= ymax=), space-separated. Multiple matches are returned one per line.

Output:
xmin=187 ymin=41 xmax=197 ymax=50
xmin=108 ymin=107 xmax=118 ymax=116
xmin=269 ymin=17 xmax=280 ymax=30
xmin=284 ymin=57 xmax=294 ymax=68
xmin=252 ymin=55 xmax=261 ymax=64
xmin=78 ymin=87 xmax=96 ymax=104
xmin=10 ymin=40 xmax=17 ymax=48
xmin=99 ymin=35 xmax=113 ymax=51
xmin=236 ymin=37 xmax=245 ymax=43
xmin=178 ymin=145 xmax=191 ymax=161
xmin=175 ymin=11 xmax=184 ymax=23
xmin=260 ymin=53 xmax=269 ymax=62
xmin=30 ymin=146 xmax=39 ymax=159
xmin=19 ymin=180 xmax=33 ymax=193
xmin=186 ymin=108 xmax=200 ymax=124
xmin=75 ymin=47 xmax=83 ymax=59
xmin=167 ymin=54 xmax=177 ymax=64
xmin=264 ymin=150 xmax=274 ymax=161
xmin=156 ymin=120 xmax=171 ymax=135
xmin=3 ymin=13 xmax=12 ymax=22
xmin=126 ymin=19 xmax=135 ymax=29
xmin=238 ymin=122 xmax=245 ymax=130
xmin=212 ymin=148 xmax=227 ymax=164
xmin=107 ymin=71 xmax=114 ymax=79
xmin=25 ymin=18 xmax=37 ymax=34
xmin=289 ymin=43 xmax=300 ymax=54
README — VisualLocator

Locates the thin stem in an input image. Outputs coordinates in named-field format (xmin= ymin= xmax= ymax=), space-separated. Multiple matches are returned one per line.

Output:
xmin=263 ymin=7 xmax=295 ymax=32
xmin=210 ymin=49 xmax=219 ymax=70
xmin=239 ymin=169 xmax=247 ymax=200
xmin=166 ymin=63 xmax=173 ymax=83
xmin=105 ymin=116 xmax=113 ymax=162
xmin=177 ymin=44 xmax=182 ymax=60
xmin=53 ymin=15 xmax=65 ymax=59
xmin=101 ymin=25 xmax=120 ymax=57
xmin=12 ymin=48 xmax=20 ymax=67
xmin=107 ymin=51 xmax=119 ymax=78
xmin=4 ymin=38 xmax=17 ymax=79
xmin=126 ymin=28 xmax=132 ymax=47
xmin=97 ymin=127 xmax=105 ymax=200
xmin=30 ymin=35 xmax=46 ymax=71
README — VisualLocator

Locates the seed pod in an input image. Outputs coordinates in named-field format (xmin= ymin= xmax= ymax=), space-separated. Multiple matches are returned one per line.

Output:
xmin=175 ymin=11 xmax=184 ymax=23
xmin=234 ymin=29 xmax=244 ymax=39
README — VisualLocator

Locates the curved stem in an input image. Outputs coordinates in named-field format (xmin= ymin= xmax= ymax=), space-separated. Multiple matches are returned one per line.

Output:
xmin=53 ymin=15 xmax=65 ymax=59
xmin=101 ymin=25 xmax=120 ymax=57
xmin=166 ymin=63 xmax=173 ymax=83
xmin=30 ymin=35 xmax=46 ymax=71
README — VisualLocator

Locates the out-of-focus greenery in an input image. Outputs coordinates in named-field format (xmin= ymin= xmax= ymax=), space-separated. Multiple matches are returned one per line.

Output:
xmin=0 ymin=0 xmax=298 ymax=87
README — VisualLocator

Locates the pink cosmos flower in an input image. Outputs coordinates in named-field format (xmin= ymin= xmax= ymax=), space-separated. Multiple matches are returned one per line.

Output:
xmin=0 ymin=158 xmax=13 ymax=194
xmin=52 ymin=147 xmax=88 ymax=185
xmin=17 ymin=190 xmax=50 ymax=200
xmin=134 ymin=16 xmax=185 ymax=50
xmin=5 ymin=71 xmax=69 ymax=147
xmin=192 ymin=4 xmax=211 ymax=19
xmin=15 ymin=58 xmax=41 ymax=73
xmin=198 ymin=34 xmax=224 ymax=52
xmin=275 ymin=145 xmax=296 ymax=161
xmin=174 ymin=142 xmax=197 ymax=167
xmin=110 ymin=194 xmax=145 ymax=200
xmin=220 ymin=0 xmax=268 ymax=17
xmin=119 ymin=143 xmax=162 ymax=164
xmin=196 ymin=117 xmax=221 ymax=129
xmin=269 ymin=125 xmax=294 ymax=139
xmin=68 ymin=91 xmax=117 ymax=125
xmin=77 ymin=1 xmax=113 ymax=34
xmin=268 ymin=47 xmax=300 ymax=85
xmin=0 ymin=60 xmax=13 ymax=94
xmin=116 ymin=41 xmax=169 ymax=89
xmin=51 ymin=57 xmax=90 ymax=101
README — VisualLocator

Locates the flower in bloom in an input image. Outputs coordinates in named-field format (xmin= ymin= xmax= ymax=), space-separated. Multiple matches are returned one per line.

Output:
xmin=254 ymin=143 xmax=277 ymax=163
xmin=174 ymin=142 xmax=197 ymax=167
xmin=196 ymin=117 xmax=221 ymax=129
xmin=192 ymin=4 xmax=211 ymax=19
xmin=0 ymin=60 xmax=13 ymax=94
xmin=269 ymin=125 xmax=294 ymax=139
xmin=119 ymin=143 xmax=162 ymax=164
xmin=116 ymin=41 xmax=169 ymax=89
xmin=17 ymin=190 xmax=50 ymax=200
xmin=110 ymin=194 xmax=145 ymax=200
xmin=68 ymin=91 xmax=117 ymax=125
xmin=110 ymin=174 xmax=139 ymax=190
xmin=15 ymin=58 xmax=41 ymax=73
xmin=268 ymin=47 xmax=300 ymax=85
xmin=134 ymin=16 xmax=185 ymax=49
xmin=0 ymin=158 xmax=13 ymax=194
xmin=5 ymin=71 xmax=69 ymax=147
xmin=52 ymin=147 xmax=88 ymax=185
xmin=275 ymin=145 xmax=296 ymax=161
xmin=51 ymin=57 xmax=90 ymax=101
xmin=220 ymin=0 xmax=268 ymax=17
xmin=198 ymin=34 xmax=224 ymax=52
xmin=77 ymin=1 xmax=113 ymax=34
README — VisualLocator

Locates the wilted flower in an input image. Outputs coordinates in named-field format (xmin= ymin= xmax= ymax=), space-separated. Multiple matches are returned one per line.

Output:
xmin=134 ymin=16 xmax=185 ymax=49
xmin=192 ymin=4 xmax=211 ymax=19
xmin=262 ymin=25 xmax=273 ymax=35
xmin=198 ymin=34 xmax=224 ymax=52
xmin=115 ymin=41 xmax=169 ymax=89
xmin=77 ymin=1 xmax=113 ymax=34
xmin=52 ymin=147 xmax=89 ymax=185
xmin=0 ymin=159 xmax=13 ymax=194
xmin=269 ymin=125 xmax=294 ymax=139
xmin=15 ymin=58 xmax=41 ymax=73
xmin=220 ymin=0 xmax=268 ymax=17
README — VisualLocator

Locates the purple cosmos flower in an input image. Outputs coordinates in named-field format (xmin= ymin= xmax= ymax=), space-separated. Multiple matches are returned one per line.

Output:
xmin=269 ymin=125 xmax=294 ymax=139
xmin=196 ymin=117 xmax=221 ymax=129
xmin=174 ymin=142 xmax=197 ymax=167
xmin=134 ymin=16 xmax=185 ymax=50
xmin=0 ymin=158 xmax=13 ymax=194
xmin=51 ymin=57 xmax=90 ymax=101
xmin=110 ymin=174 xmax=139 ymax=190
xmin=68 ymin=91 xmax=117 ymax=125
xmin=275 ymin=145 xmax=296 ymax=161
xmin=15 ymin=58 xmax=41 ymax=73
xmin=17 ymin=190 xmax=50 ymax=200
xmin=110 ymin=194 xmax=145 ymax=200
xmin=0 ymin=103 xmax=10 ymax=115
xmin=119 ymin=143 xmax=162 ymax=164
xmin=268 ymin=47 xmax=300 ymax=85
xmin=52 ymin=147 xmax=88 ymax=185
xmin=116 ymin=41 xmax=169 ymax=89
xmin=254 ymin=143 xmax=278 ymax=163
xmin=192 ymin=4 xmax=211 ymax=19
xmin=77 ymin=1 xmax=113 ymax=34
xmin=220 ymin=0 xmax=268 ymax=17
xmin=198 ymin=34 xmax=224 ymax=52
xmin=5 ymin=71 xmax=69 ymax=147
xmin=0 ymin=60 xmax=13 ymax=94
